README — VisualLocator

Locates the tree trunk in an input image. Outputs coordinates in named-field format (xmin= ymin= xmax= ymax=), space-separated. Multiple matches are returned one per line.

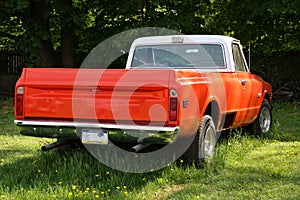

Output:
xmin=29 ymin=0 xmax=57 ymax=67
xmin=61 ymin=0 xmax=76 ymax=68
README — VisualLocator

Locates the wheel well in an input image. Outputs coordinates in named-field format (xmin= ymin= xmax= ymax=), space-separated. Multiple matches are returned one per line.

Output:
xmin=203 ymin=101 xmax=219 ymax=127
xmin=264 ymin=94 xmax=271 ymax=103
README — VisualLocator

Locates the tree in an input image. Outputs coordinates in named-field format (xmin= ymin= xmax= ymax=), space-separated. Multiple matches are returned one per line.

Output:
xmin=0 ymin=0 xmax=76 ymax=67
xmin=208 ymin=0 xmax=300 ymax=54
xmin=0 ymin=0 xmax=299 ymax=70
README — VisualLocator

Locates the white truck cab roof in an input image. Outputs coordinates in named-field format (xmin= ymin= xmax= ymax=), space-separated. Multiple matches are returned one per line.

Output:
xmin=126 ymin=35 xmax=249 ymax=72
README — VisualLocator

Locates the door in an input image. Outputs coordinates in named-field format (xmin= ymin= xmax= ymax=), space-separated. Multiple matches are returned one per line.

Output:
xmin=232 ymin=43 xmax=260 ymax=125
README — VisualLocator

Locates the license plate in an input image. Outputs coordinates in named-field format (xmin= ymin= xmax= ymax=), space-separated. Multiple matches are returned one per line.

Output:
xmin=81 ymin=129 xmax=108 ymax=145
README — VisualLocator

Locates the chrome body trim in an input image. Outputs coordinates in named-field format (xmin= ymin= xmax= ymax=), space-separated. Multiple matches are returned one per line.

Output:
xmin=14 ymin=120 xmax=179 ymax=132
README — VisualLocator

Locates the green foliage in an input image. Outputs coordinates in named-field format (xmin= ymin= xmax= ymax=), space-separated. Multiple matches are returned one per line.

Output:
xmin=0 ymin=0 xmax=299 ymax=70
xmin=209 ymin=0 xmax=300 ymax=54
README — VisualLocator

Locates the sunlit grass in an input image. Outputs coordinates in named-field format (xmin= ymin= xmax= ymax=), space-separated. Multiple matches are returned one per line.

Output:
xmin=0 ymin=100 xmax=299 ymax=199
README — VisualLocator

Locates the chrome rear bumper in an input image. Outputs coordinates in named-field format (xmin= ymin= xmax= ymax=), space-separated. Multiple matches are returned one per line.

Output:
xmin=14 ymin=120 xmax=179 ymax=144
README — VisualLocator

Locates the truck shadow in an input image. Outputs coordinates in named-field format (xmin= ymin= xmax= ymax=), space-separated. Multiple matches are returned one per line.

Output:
xmin=0 ymin=147 xmax=165 ymax=194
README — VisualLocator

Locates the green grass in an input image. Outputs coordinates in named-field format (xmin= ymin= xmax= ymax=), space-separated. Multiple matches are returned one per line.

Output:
xmin=0 ymin=99 xmax=299 ymax=200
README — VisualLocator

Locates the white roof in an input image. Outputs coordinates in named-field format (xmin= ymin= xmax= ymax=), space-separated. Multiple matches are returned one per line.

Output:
xmin=126 ymin=35 xmax=245 ymax=72
xmin=130 ymin=35 xmax=239 ymax=47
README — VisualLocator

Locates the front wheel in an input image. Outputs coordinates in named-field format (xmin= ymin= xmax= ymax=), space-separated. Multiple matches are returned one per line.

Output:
xmin=251 ymin=99 xmax=272 ymax=135
xmin=182 ymin=115 xmax=217 ymax=167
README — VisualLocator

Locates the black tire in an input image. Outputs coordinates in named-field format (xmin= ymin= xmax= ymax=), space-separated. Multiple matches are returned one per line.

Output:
xmin=251 ymin=99 xmax=272 ymax=135
xmin=182 ymin=115 xmax=217 ymax=167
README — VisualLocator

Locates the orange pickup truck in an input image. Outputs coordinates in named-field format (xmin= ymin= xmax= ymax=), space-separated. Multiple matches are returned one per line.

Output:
xmin=14 ymin=35 xmax=272 ymax=167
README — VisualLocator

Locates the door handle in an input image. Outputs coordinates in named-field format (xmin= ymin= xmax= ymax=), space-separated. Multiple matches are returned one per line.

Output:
xmin=91 ymin=89 xmax=101 ymax=92
xmin=89 ymin=86 xmax=101 ymax=92
xmin=241 ymin=80 xmax=247 ymax=85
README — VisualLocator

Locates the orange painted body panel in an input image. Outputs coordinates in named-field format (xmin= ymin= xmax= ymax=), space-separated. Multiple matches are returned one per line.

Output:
xmin=16 ymin=68 xmax=171 ymax=124
xmin=15 ymin=68 xmax=272 ymax=133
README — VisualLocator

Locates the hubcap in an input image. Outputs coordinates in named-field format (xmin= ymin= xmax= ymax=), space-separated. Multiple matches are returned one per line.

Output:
xmin=259 ymin=107 xmax=271 ymax=133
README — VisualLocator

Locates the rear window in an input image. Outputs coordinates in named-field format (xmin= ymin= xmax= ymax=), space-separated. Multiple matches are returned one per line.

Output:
xmin=131 ymin=44 xmax=225 ymax=69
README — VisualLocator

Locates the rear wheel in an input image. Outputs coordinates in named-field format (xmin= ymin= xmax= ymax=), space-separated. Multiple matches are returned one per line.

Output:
xmin=251 ymin=99 xmax=272 ymax=135
xmin=182 ymin=115 xmax=217 ymax=167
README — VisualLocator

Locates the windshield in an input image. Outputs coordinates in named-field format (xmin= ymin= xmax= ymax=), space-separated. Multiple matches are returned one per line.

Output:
xmin=131 ymin=44 xmax=225 ymax=69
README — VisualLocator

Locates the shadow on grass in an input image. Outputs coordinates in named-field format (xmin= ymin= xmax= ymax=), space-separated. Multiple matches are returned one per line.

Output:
xmin=0 ymin=99 xmax=19 ymax=136
xmin=216 ymin=102 xmax=300 ymax=143
xmin=0 ymin=147 xmax=165 ymax=194
xmin=268 ymin=102 xmax=300 ymax=142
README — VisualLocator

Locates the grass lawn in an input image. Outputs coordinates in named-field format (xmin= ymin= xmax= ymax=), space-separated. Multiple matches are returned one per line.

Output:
xmin=0 ymin=99 xmax=299 ymax=200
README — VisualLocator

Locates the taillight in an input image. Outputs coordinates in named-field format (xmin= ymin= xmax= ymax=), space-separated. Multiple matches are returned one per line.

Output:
xmin=169 ymin=98 xmax=178 ymax=121
xmin=16 ymin=87 xmax=24 ymax=116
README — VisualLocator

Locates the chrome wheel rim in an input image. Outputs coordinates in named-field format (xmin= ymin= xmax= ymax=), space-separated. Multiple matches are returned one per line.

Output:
xmin=204 ymin=126 xmax=216 ymax=159
xmin=259 ymin=107 xmax=271 ymax=133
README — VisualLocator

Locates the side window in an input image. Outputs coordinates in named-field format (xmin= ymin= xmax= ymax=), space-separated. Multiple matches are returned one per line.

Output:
xmin=232 ymin=43 xmax=247 ymax=72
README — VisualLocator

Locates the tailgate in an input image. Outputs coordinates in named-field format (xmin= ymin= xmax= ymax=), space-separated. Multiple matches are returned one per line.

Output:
xmin=17 ymin=68 xmax=172 ymax=125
